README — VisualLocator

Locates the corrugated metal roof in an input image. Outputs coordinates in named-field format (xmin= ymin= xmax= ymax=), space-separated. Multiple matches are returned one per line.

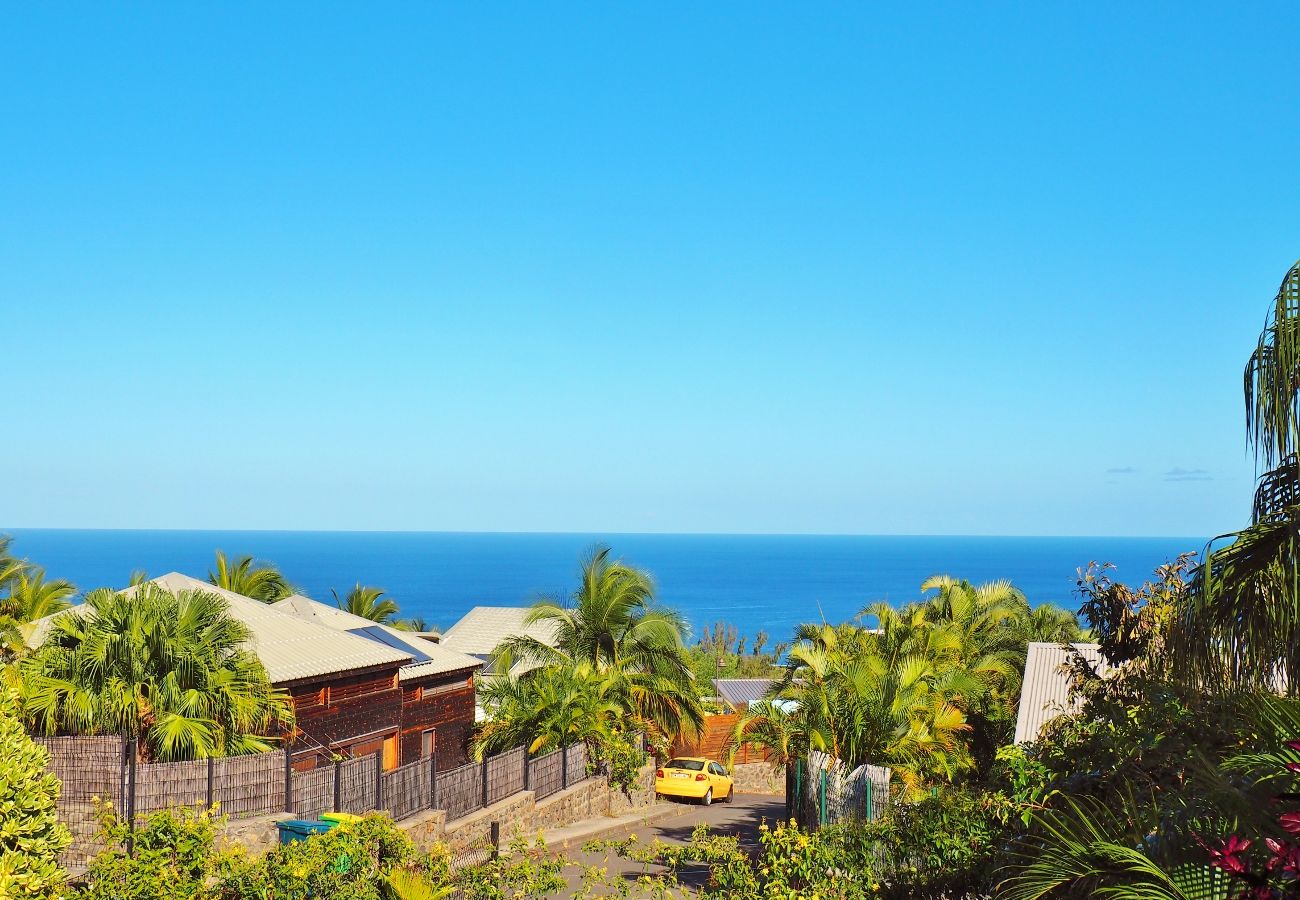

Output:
xmin=1013 ymin=642 xmax=1113 ymax=744
xmin=439 ymin=606 xmax=557 ymax=657
xmin=273 ymin=594 xmax=482 ymax=680
xmin=28 ymin=573 xmax=414 ymax=685
xmin=713 ymin=678 xmax=776 ymax=709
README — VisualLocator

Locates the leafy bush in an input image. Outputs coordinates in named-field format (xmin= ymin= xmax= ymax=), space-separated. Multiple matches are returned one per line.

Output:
xmin=216 ymin=814 xmax=444 ymax=900
xmin=592 ymin=728 xmax=649 ymax=792
xmin=602 ymin=820 xmax=880 ymax=898
xmin=858 ymin=788 xmax=1013 ymax=898
xmin=74 ymin=804 xmax=225 ymax=900
xmin=0 ymin=690 xmax=70 ymax=899
xmin=452 ymin=835 xmax=564 ymax=899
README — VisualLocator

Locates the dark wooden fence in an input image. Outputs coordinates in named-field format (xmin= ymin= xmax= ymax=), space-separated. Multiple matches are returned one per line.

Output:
xmin=38 ymin=734 xmax=608 ymax=874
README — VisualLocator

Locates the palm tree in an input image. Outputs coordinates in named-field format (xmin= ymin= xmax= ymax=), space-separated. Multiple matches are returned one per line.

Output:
xmin=474 ymin=663 xmax=620 ymax=757
xmin=0 ymin=544 xmax=77 ymax=682
xmin=332 ymin=583 xmax=401 ymax=624
xmin=22 ymin=584 xmax=294 ymax=760
xmin=3 ymin=568 xmax=76 ymax=624
xmin=208 ymin=551 xmax=294 ymax=603
xmin=494 ymin=545 xmax=703 ymax=745
xmin=1019 ymin=601 xmax=1087 ymax=644
xmin=1173 ymin=260 xmax=1300 ymax=692
xmin=742 ymin=620 xmax=974 ymax=794
xmin=0 ymin=537 xmax=25 ymax=591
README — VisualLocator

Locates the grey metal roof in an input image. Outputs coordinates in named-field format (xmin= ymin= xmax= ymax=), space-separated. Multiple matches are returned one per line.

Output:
xmin=1013 ymin=642 xmax=1113 ymax=745
xmin=713 ymin=678 xmax=776 ymax=709
xmin=273 ymin=594 xmax=482 ymax=681
xmin=439 ymin=606 xmax=558 ymax=658
xmin=28 ymin=573 xmax=414 ymax=686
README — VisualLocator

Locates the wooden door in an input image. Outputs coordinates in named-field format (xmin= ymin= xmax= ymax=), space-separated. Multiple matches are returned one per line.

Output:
xmin=383 ymin=734 xmax=398 ymax=770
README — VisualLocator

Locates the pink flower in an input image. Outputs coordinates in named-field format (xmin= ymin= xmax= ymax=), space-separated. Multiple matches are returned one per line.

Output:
xmin=1208 ymin=835 xmax=1254 ymax=874
xmin=1285 ymin=740 xmax=1300 ymax=753
xmin=1280 ymin=812 xmax=1300 ymax=836
xmin=1265 ymin=837 xmax=1300 ymax=875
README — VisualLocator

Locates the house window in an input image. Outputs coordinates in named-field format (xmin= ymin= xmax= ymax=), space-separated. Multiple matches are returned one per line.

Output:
xmin=421 ymin=729 xmax=435 ymax=759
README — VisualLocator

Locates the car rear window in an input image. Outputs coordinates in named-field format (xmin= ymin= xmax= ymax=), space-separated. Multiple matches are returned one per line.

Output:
xmin=666 ymin=759 xmax=705 ymax=771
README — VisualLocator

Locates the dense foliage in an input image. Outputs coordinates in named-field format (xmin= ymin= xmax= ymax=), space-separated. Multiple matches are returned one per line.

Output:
xmin=684 ymin=621 xmax=786 ymax=695
xmin=736 ymin=576 xmax=1082 ymax=793
xmin=0 ymin=689 xmax=69 ymax=899
xmin=1180 ymin=260 xmax=1300 ymax=693
xmin=479 ymin=545 xmax=701 ymax=771
xmin=0 ymin=537 xmax=75 ymax=687
xmin=72 ymin=808 xmax=562 ymax=900
xmin=22 ymin=584 xmax=294 ymax=760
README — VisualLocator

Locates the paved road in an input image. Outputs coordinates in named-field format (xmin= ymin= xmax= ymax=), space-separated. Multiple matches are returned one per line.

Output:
xmin=550 ymin=792 xmax=785 ymax=897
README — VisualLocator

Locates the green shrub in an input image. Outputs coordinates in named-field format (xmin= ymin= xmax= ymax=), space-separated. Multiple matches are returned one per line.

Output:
xmin=74 ymin=804 xmax=225 ymax=900
xmin=0 ymin=691 xmax=70 ymax=899
xmin=452 ymin=836 xmax=564 ymax=899
xmin=216 ymin=814 xmax=445 ymax=900
xmin=858 ymin=788 xmax=1013 ymax=898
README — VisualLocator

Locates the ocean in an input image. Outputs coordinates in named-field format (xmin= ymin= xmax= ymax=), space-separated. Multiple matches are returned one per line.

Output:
xmin=2 ymin=530 xmax=1203 ymax=643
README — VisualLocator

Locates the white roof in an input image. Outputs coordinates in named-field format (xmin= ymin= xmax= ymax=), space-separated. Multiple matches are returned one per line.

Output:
xmin=273 ymin=594 xmax=482 ymax=681
xmin=1013 ymin=642 xmax=1113 ymax=745
xmin=29 ymin=573 xmax=414 ymax=685
xmin=439 ymin=606 xmax=558 ymax=658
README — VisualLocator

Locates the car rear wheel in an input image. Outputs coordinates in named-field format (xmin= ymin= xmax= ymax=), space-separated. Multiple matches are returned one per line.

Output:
xmin=701 ymin=788 xmax=712 ymax=806
xmin=724 ymin=786 xmax=733 ymax=803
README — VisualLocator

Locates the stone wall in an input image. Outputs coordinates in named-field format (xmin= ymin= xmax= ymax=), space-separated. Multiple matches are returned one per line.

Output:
xmin=216 ymin=761 xmax=661 ymax=857
xmin=730 ymin=761 xmax=785 ymax=795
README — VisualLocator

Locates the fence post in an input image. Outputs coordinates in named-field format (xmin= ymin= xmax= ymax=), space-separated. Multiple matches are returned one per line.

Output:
xmin=283 ymin=750 xmax=294 ymax=814
xmin=206 ymin=756 xmax=216 ymax=809
xmin=818 ymin=769 xmax=828 ymax=828
xmin=523 ymin=748 xmax=531 ymax=792
xmin=481 ymin=756 xmax=490 ymax=808
xmin=124 ymin=739 xmax=138 ymax=855
xmin=561 ymin=745 xmax=569 ymax=789
xmin=430 ymin=745 xmax=438 ymax=810
xmin=333 ymin=758 xmax=342 ymax=813
xmin=864 ymin=776 xmax=873 ymax=821
xmin=374 ymin=750 xmax=384 ymax=811
xmin=489 ymin=820 xmax=501 ymax=861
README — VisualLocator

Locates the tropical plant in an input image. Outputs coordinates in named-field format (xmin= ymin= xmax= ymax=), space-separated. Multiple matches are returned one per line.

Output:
xmin=750 ymin=621 xmax=974 ymax=793
xmin=3 ymin=567 xmax=76 ymax=625
xmin=216 ymin=814 xmax=448 ymax=900
xmin=208 ymin=550 xmax=294 ymax=603
xmin=1179 ymin=260 xmax=1300 ymax=693
xmin=474 ymin=663 xmax=620 ymax=756
xmin=0 ymin=689 xmax=69 ymax=899
xmin=333 ymin=583 xmax=401 ymax=624
xmin=492 ymin=545 xmax=703 ymax=745
xmin=74 ymin=804 xmax=227 ymax=900
xmin=0 ymin=540 xmax=77 ymax=692
xmin=1020 ymin=601 xmax=1087 ymax=644
xmin=22 ymin=584 xmax=293 ymax=760
xmin=395 ymin=616 xmax=433 ymax=633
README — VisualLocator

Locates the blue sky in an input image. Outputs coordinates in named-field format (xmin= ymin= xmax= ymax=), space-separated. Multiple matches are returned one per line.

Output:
xmin=2 ymin=3 xmax=1297 ymax=537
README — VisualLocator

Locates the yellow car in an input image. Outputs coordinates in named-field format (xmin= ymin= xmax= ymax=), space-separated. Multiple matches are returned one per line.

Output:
xmin=655 ymin=757 xmax=734 ymax=805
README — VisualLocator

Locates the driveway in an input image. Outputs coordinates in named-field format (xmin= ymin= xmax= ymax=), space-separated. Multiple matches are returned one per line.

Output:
xmin=549 ymin=792 xmax=785 ymax=897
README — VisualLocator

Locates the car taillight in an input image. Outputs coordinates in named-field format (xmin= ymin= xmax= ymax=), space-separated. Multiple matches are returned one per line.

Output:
xmin=695 ymin=773 xmax=707 ymax=781
xmin=656 ymin=769 xmax=664 ymax=778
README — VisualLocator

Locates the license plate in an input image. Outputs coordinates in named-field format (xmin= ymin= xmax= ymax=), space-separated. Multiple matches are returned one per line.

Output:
xmin=671 ymin=773 xmax=688 ymax=779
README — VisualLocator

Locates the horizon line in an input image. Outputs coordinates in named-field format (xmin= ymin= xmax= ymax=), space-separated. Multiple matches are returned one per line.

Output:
xmin=1 ymin=525 xmax=1209 ymax=543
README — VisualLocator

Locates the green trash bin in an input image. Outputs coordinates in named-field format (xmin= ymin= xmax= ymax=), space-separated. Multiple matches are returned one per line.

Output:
xmin=276 ymin=819 xmax=337 ymax=845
